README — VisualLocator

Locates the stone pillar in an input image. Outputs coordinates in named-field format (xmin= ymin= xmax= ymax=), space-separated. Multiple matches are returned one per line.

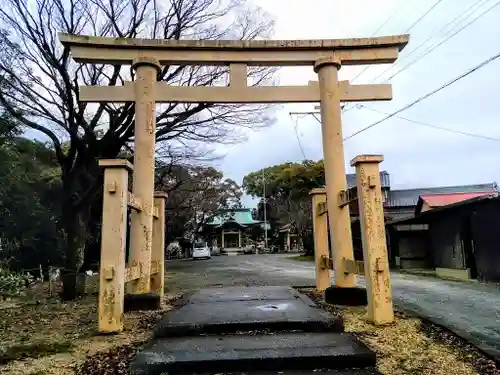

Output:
xmin=351 ymin=155 xmax=394 ymax=324
xmin=128 ymin=57 xmax=161 ymax=294
xmin=287 ymin=231 xmax=291 ymax=251
xmin=310 ymin=188 xmax=330 ymax=291
xmin=222 ymin=231 xmax=225 ymax=249
xmin=98 ymin=159 xmax=132 ymax=333
xmin=151 ymin=192 xmax=167 ymax=302
xmin=314 ymin=57 xmax=356 ymax=288
xmin=238 ymin=230 xmax=242 ymax=248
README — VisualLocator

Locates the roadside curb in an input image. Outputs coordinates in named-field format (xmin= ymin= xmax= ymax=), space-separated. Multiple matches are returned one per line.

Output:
xmin=396 ymin=270 xmax=480 ymax=284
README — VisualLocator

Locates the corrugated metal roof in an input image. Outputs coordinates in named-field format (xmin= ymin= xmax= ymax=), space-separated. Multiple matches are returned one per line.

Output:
xmin=421 ymin=191 xmax=497 ymax=207
xmin=346 ymin=170 xmax=390 ymax=189
xmin=385 ymin=183 xmax=498 ymax=208
xmin=387 ymin=192 xmax=500 ymax=225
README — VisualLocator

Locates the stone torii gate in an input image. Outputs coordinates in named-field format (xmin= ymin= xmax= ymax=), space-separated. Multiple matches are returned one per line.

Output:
xmin=60 ymin=33 xmax=408 ymax=333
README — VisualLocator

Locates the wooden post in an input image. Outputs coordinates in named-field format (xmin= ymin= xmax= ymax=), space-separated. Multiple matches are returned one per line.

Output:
xmin=151 ymin=192 xmax=167 ymax=303
xmin=314 ymin=57 xmax=356 ymax=288
xmin=310 ymin=188 xmax=330 ymax=291
xmin=48 ymin=266 xmax=53 ymax=297
xmin=128 ymin=57 xmax=161 ymax=294
xmin=351 ymin=155 xmax=394 ymax=325
xmin=98 ymin=159 xmax=132 ymax=333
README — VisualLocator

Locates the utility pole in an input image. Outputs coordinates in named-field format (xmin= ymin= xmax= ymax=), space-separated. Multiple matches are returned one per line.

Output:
xmin=262 ymin=169 xmax=268 ymax=252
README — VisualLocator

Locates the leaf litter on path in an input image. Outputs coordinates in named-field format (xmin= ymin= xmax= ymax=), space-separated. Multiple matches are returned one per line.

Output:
xmin=0 ymin=282 xmax=180 ymax=375
xmin=303 ymin=289 xmax=499 ymax=375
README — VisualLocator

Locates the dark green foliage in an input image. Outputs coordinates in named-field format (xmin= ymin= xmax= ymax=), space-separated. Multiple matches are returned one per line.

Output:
xmin=243 ymin=160 xmax=325 ymax=255
xmin=0 ymin=118 xmax=63 ymax=271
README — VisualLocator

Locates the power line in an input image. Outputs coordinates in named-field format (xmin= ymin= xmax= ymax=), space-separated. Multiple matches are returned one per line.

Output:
xmin=370 ymin=0 xmax=491 ymax=83
xmin=347 ymin=0 xmax=444 ymax=111
xmin=380 ymin=0 xmax=500 ymax=83
xmin=371 ymin=7 xmax=401 ymax=35
xmin=403 ymin=0 xmax=445 ymax=33
xmin=349 ymin=5 xmax=403 ymax=84
xmin=290 ymin=113 xmax=308 ymax=160
xmin=358 ymin=105 xmax=500 ymax=142
xmin=344 ymin=50 xmax=500 ymax=141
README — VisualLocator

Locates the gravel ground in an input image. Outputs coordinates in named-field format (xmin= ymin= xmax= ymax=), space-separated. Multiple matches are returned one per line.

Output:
xmin=71 ymin=255 xmax=499 ymax=375
xmin=165 ymin=254 xmax=500 ymax=362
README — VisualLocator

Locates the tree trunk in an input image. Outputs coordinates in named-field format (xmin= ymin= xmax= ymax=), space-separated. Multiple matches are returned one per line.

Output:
xmin=303 ymin=247 xmax=314 ymax=257
xmin=301 ymin=231 xmax=315 ymax=258
xmin=59 ymin=153 xmax=104 ymax=300
xmin=60 ymin=197 xmax=88 ymax=300
xmin=81 ymin=197 xmax=103 ymax=272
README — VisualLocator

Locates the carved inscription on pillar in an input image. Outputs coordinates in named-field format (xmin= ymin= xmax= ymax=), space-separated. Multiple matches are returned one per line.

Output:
xmin=351 ymin=155 xmax=394 ymax=325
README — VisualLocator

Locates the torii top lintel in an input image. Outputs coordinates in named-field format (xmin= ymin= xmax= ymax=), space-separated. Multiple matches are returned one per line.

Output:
xmin=59 ymin=33 xmax=409 ymax=66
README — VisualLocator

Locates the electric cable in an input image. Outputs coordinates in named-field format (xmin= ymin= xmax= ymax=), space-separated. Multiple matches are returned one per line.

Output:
xmin=344 ymin=51 xmax=500 ymax=140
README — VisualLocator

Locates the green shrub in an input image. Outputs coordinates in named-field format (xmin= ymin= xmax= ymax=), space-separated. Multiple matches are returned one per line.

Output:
xmin=0 ymin=265 xmax=33 ymax=298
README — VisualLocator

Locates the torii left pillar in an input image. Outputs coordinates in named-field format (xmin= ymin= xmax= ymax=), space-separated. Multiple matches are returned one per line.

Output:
xmin=127 ymin=57 xmax=161 ymax=296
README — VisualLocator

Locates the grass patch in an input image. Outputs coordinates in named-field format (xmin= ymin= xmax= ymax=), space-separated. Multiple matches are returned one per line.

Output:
xmin=289 ymin=255 xmax=314 ymax=262
xmin=0 ymin=340 xmax=74 ymax=364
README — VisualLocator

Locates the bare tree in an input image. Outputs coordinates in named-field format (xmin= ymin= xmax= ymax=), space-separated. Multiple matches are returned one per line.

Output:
xmin=0 ymin=0 xmax=275 ymax=289
xmin=155 ymin=160 xmax=242 ymax=243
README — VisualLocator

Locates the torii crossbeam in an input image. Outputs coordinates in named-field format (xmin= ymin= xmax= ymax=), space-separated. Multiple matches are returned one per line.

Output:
xmin=60 ymin=33 xmax=408 ymax=332
xmin=79 ymin=80 xmax=392 ymax=103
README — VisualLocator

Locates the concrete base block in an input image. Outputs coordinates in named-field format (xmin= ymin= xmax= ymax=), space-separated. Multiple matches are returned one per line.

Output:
xmin=124 ymin=292 xmax=161 ymax=312
xmin=436 ymin=267 xmax=471 ymax=281
xmin=324 ymin=286 xmax=368 ymax=306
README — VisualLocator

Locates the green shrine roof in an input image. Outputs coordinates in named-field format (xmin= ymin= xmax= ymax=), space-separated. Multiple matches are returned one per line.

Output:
xmin=205 ymin=208 xmax=262 ymax=227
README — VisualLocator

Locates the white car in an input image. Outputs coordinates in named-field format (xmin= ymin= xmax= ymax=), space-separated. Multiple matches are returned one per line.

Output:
xmin=192 ymin=242 xmax=211 ymax=260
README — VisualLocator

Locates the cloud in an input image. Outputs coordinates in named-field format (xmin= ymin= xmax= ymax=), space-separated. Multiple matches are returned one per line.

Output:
xmin=215 ymin=0 xmax=500 ymax=208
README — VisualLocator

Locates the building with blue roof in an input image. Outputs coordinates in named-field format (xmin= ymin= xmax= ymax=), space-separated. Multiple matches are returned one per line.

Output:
xmin=200 ymin=208 xmax=270 ymax=250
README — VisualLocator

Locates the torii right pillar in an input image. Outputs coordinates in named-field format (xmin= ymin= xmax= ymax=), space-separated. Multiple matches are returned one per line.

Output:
xmin=314 ymin=56 xmax=356 ymax=288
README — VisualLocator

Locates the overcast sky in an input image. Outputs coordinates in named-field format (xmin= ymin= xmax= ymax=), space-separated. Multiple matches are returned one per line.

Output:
xmin=210 ymin=0 xmax=500 ymax=207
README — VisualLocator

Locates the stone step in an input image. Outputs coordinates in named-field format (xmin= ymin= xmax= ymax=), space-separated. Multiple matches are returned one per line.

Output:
xmin=154 ymin=286 xmax=343 ymax=337
xmin=131 ymin=332 xmax=376 ymax=375
xmin=195 ymin=371 xmax=380 ymax=375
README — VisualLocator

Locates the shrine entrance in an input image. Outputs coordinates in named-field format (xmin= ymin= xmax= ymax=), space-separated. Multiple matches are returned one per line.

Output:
xmin=60 ymin=33 xmax=408 ymax=333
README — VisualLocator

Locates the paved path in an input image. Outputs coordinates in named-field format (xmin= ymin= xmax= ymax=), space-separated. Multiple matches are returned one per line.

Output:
xmin=165 ymin=254 xmax=500 ymax=359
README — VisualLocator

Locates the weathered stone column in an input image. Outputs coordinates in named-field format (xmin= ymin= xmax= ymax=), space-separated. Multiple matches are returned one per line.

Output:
xmin=128 ymin=57 xmax=161 ymax=294
xmin=151 ymin=192 xmax=167 ymax=302
xmin=351 ymin=155 xmax=394 ymax=324
xmin=310 ymin=188 xmax=330 ymax=291
xmin=314 ymin=57 xmax=356 ymax=288
xmin=98 ymin=159 xmax=132 ymax=333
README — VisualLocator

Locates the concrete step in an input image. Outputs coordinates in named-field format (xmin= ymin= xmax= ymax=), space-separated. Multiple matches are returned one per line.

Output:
xmin=131 ymin=332 xmax=376 ymax=375
xmin=153 ymin=286 xmax=343 ymax=337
